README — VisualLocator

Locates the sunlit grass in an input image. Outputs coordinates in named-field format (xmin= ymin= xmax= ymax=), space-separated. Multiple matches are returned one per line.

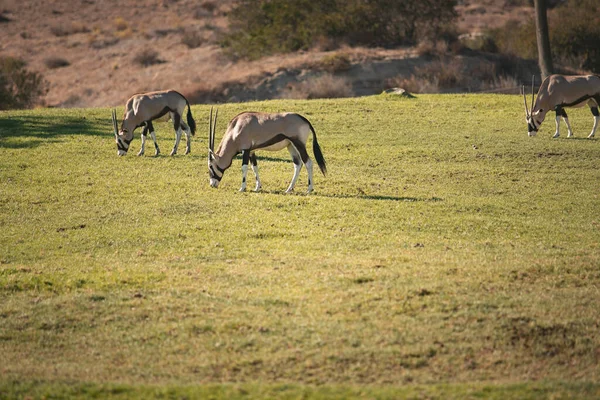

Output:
xmin=1 ymin=94 xmax=599 ymax=398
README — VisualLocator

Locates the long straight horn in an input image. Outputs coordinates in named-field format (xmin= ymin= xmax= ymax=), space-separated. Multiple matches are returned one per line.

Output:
xmin=522 ymin=85 xmax=529 ymax=117
xmin=212 ymin=108 xmax=218 ymax=152
xmin=209 ymin=107 xmax=213 ymax=152
xmin=112 ymin=109 xmax=118 ymax=138
xmin=531 ymin=75 xmax=535 ymax=112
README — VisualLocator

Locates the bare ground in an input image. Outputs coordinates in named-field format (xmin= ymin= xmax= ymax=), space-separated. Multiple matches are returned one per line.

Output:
xmin=1 ymin=0 xmax=536 ymax=108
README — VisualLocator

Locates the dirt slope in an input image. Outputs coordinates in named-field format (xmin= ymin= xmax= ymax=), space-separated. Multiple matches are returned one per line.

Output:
xmin=0 ymin=0 xmax=534 ymax=108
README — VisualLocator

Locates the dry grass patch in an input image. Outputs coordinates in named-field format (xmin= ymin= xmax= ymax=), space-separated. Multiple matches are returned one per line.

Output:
xmin=283 ymin=74 xmax=353 ymax=99
xmin=133 ymin=49 xmax=165 ymax=67
xmin=50 ymin=22 xmax=89 ymax=37
xmin=44 ymin=57 xmax=70 ymax=69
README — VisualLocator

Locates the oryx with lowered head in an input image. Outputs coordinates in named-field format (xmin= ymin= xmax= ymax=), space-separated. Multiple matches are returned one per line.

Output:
xmin=112 ymin=90 xmax=196 ymax=156
xmin=207 ymin=109 xmax=327 ymax=193
xmin=523 ymin=74 xmax=600 ymax=138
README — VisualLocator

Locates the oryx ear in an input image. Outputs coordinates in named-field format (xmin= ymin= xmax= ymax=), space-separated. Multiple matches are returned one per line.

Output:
xmin=208 ymin=149 xmax=217 ymax=160
xmin=532 ymin=109 xmax=542 ymax=116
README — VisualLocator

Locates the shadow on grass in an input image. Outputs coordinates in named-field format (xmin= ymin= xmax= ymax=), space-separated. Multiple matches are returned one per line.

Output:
xmin=255 ymin=189 xmax=443 ymax=202
xmin=320 ymin=193 xmax=444 ymax=202
xmin=0 ymin=114 xmax=107 ymax=149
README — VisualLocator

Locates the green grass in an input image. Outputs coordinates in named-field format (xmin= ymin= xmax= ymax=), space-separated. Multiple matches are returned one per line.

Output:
xmin=1 ymin=94 xmax=600 ymax=399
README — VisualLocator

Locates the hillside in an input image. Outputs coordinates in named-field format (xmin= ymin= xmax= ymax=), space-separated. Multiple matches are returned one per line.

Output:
xmin=1 ymin=0 xmax=536 ymax=107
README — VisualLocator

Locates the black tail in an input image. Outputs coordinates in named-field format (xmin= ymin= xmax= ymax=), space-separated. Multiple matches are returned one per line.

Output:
xmin=299 ymin=115 xmax=326 ymax=176
xmin=186 ymin=99 xmax=196 ymax=136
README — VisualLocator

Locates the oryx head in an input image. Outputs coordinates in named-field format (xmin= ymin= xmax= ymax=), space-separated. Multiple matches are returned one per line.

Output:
xmin=208 ymin=107 xmax=223 ymax=188
xmin=112 ymin=109 xmax=133 ymax=156
xmin=522 ymin=76 xmax=546 ymax=137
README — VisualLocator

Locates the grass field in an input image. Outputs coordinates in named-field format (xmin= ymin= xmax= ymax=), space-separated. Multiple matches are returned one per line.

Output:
xmin=1 ymin=94 xmax=600 ymax=399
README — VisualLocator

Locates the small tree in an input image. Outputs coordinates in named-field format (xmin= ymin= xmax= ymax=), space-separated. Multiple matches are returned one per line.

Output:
xmin=0 ymin=56 xmax=48 ymax=110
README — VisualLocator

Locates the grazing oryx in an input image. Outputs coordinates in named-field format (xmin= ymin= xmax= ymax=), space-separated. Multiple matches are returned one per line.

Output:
xmin=112 ymin=90 xmax=196 ymax=156
xmin=523 ymin=74 xmax=600 ymax=138
xmin=207 ymin=109 xmax=327 ymax=193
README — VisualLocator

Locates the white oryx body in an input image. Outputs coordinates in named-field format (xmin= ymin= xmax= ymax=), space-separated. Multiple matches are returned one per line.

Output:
xmin=112 ymin=90 xmax=196 ymax=156
xmin=523 ymin=74 xmax=600 ymax=138
xmin=207 ymin=109 xmax=327 ymax=193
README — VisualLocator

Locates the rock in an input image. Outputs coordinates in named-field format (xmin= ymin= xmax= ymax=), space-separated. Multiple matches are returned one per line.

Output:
xmin=382 ymin=87 xmax=416 ymax=98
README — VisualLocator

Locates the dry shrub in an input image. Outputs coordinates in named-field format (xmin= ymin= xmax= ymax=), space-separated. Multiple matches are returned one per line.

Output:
xmin=386 ymin=75 xmax=439 ymax=94
xmin=181 ymin=31 xmax=204 ymax=49
xmin=113 ymin=17 xmax=128 ymax=32
xmin=313 ymin=53 xmax=352 ymax=73
xmin=386 ymin=57 xmax=517 ymax=94
xmin=481 ymin=75 xmax=520 ymax=93
xmin=50 ymin=22 xmax=90 ymax=37
xmin=133 ymin=49 xmax=164 ymax=67
xmin=44 ymin=57 xmax=70 ymax=69
xmin=415 ymin=39 xmax=451 ymax=57
xmin=0 ymin=56 xmax=48 ymax=110
xmin=283 ymin=75 xmax=352 ymax=99
xmin=115 ymin=27 xmax=133 ymax=39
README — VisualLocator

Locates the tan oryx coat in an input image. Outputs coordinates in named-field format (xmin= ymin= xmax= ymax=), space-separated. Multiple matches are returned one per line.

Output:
xmin=113 ymin=90 xmax=196 ymax=156
xmin=208 ymin=110 xmax=327 ymax=193
xmin=525 ymin=74 xmax=600 ymax=138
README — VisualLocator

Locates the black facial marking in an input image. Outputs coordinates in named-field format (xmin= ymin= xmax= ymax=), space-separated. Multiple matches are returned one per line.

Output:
xmin=209 ymin=166 xmax=223 ymax=181
xmin=528 ymin=121 xmax=537 ymax=133
xmin=592 ymin=107 xmax=599 ymax=117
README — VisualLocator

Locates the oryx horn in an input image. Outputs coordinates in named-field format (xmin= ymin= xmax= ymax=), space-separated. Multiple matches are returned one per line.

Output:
xmin=522 ymin=85 xmax=529 ymax=117
xmin=112 ymin=109 xmax=118 ymax=138
xmin=531 ymin=75 xmax=535 ymax=113
xmin=208 ymin=106 xmax=213 ymax=151
xmin=209 ymin=107 xmax=218 ymax=152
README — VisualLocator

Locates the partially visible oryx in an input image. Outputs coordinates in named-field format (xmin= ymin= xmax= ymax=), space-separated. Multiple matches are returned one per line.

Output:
xmin=207 ymin=109 xmax=327 ymax=193
xmin=523 ymin=74 xmax=600 ymax=138
xmin=112 ymin=90 xmax=196 ymax=156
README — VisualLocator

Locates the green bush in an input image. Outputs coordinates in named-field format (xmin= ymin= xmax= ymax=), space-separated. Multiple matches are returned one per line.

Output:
xmin=223 ymin=0 xmax=456 ymax=60
xmin=489 ymin=0 xmax=600 ymax=73
xmin=0 ymin=56 xmax=48 ymax=110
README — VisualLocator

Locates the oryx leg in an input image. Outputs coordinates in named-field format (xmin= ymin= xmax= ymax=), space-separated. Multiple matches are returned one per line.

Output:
xmin=180 ymin=119 xmax=192 ymax=155
xmin=285 ymin=143 xmax=303 ymax=193
xmin=250 ymin=152 xmax=262 ymax=192
xmin=590 ymin=106 xmax=599 ymax=138
xmin=289 ymin=139 xmax=314 ymax=193
xmin=239 ymin=150 xmax=250 ymax=192
xmin=553 ymin=107 xmax=564 ymax=138
xmin=170 ymin=112 xmax=183 ymax=156
xmin=147 ymin=121 xmax=160 ymax=156
xmin=561 ymin=108 xmax=574 ymax=138
xmin=138 ymin=123 xmax=149 ymax=156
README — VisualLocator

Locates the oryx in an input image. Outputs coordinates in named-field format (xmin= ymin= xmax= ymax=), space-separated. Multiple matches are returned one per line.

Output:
xmin=207 ymin=109 xmax=327 ymax=193
xmin=111 ymin=90 xmax=196 ymax=156
xmin=523 ymin=74 xmax=600 ymax=138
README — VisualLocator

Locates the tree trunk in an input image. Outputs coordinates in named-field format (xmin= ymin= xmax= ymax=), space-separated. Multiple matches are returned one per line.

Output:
xmin=534 ymin=0 xmax=553 ymax=80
